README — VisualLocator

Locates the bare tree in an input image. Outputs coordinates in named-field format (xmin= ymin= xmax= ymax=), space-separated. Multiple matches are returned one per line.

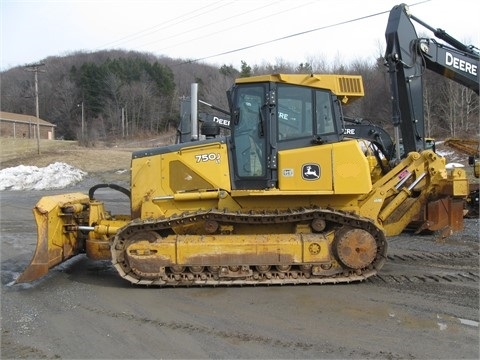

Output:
xmin=52 ymin=76 xmax=79 ymax=139
xmin=1 ymin=48 xmax=477 ymax=145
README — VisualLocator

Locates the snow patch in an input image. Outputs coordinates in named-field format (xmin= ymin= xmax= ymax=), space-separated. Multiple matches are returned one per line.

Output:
xmin=445 ymin=162 xmax=465 ymax=169
xmin=436 ymin=149 xmax=454 ymax=157
xmin=0 ymin=162 xmax=87 ymax=191
xmin=458 ymin=318 xmax=479 ymax=327
xmin=437 ymin=322 xmax=447 ymax=331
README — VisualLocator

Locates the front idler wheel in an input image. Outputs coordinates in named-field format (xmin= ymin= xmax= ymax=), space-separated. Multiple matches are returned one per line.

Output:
xmin=333 ymin=227 xmax=377 ymax=270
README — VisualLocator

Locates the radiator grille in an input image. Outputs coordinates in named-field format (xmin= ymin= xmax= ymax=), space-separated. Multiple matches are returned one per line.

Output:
xmin=338 ymin=77 xmax=362 ymax=94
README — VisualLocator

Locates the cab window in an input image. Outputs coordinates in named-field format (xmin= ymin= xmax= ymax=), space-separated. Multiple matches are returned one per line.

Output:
xmin=316 ymin=90 xmax=335 ymax=135
xmin=233 ymin=86 xmax=266 ymax=177
xmin=277 ymin=85 xmax=313 ymax=141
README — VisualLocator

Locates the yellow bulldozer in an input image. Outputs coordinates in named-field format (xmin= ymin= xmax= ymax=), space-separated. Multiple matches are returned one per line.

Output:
xmin=17 ymin=72 xmax=471 ymax=286
xmin=17 ymin=4 xmax=478 ymax=286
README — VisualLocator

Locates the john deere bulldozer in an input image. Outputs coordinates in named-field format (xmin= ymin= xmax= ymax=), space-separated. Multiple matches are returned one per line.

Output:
xmin=17 ymin=3 xmax=477 ymax=286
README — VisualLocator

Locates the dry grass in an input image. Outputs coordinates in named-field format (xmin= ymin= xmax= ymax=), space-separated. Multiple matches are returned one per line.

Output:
xmin=0 ymin=130 xmax=179 ymax=171
xmin=0 ymin=138 xmax=135 ymax=173
xmin=0 ymin=133 xmax=179 ymax=183
xmin=0 ymin=138 xmax=74 ymax=162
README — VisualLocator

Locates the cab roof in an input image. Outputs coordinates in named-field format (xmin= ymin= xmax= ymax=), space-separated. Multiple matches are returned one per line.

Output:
xmin=235 ymin=73 xmax=364 ymax=103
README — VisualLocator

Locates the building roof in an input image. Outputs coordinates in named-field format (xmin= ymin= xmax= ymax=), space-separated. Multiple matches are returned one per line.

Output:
xmin=0 ymin=111 xmax=56 ymax=127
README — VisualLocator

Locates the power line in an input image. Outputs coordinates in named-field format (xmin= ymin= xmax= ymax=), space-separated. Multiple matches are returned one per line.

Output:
xmin=138 ymin=1 xmax=296 ymax=51
xmin=181 ymin=0 xmax=432 ymax=65
xmin=99 ymin=0 xmax=301 ymax=55
xmin=150 ymin=1 xmax=313 ymax=54
xmin=97 ymin=0 xmax=233 ymax=49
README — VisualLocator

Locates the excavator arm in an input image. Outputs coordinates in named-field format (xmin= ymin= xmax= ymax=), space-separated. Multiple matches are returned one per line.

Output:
xmin=418 ymin=38 xmax=479 ymax=93
xmin=384 ymin=3 xmax=479 ymax=157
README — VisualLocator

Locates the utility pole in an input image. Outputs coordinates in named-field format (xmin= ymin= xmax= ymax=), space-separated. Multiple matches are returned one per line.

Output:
xmin=25 ymin=63 xmax=46 ymax=154
xmin=121 ymin=107 xmax=125 ymax=138
xmin=78 ymin=101 xmax=85 ymax=139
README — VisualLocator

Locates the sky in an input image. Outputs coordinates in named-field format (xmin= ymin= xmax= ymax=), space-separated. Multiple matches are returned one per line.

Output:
xmin=1 ymin=0 xmax=479 ymax=71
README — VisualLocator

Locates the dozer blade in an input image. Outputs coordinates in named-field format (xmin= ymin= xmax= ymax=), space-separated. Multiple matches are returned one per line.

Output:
xmin=16 ymin=193 xmax=90 ymax=283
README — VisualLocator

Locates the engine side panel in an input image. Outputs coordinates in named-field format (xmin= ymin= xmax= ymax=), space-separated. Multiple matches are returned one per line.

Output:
xmin=130 ymin=141 xmax=231 ymax=219
xmin=278 ymin=140 xmax=372 ymax=194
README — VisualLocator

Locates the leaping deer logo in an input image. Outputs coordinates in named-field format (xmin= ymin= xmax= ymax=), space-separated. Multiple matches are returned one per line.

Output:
xmin=302 ymin=164 xmax=320 ymax=180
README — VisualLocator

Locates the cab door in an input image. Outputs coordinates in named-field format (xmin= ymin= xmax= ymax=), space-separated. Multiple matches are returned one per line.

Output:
xmin=230 ymin=83 xmax=276 ymax=190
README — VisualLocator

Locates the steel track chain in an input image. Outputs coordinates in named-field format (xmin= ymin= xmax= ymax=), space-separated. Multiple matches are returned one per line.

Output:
xmin=111 ymin=207 xmax=388 ymax=286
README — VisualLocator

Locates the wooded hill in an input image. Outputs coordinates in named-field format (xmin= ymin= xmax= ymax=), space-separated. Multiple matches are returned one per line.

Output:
xmin=0 ymin=49 xmax=478 ymax=143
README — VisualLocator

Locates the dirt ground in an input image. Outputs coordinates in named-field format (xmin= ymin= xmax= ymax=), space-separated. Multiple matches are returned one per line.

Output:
xmin=1 ymin=139 xmax=479 ymax=359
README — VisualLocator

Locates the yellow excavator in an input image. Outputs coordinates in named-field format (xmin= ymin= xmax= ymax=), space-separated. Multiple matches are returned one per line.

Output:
xmin=17 ymin=3 xmax=478 ymax=286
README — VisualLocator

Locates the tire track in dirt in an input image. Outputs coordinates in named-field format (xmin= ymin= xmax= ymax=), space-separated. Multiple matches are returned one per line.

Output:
xmin=76 ymin=303 xmax=408 ymax=359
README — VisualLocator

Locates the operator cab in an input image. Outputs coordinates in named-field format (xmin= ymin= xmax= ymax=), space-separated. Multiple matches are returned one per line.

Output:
xmin=227 ymin=74 xmax=364 ymax=190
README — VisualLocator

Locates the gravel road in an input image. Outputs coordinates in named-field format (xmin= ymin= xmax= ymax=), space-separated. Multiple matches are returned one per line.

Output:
xmin=1 ymin=180 xmax=479 ymax=359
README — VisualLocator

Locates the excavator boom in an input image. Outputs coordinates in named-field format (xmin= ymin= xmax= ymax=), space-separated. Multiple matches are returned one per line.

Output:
xmin=385 ymin=3 xmax=479 ymax=156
